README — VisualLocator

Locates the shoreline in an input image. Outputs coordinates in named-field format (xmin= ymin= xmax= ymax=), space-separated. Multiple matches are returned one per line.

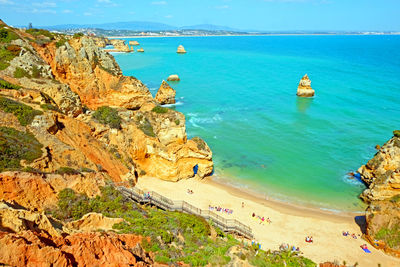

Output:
xmin=136 ymin=175 xmax=399 ymax=265
xmin=106 ymin=33 xmax=400 ymax=38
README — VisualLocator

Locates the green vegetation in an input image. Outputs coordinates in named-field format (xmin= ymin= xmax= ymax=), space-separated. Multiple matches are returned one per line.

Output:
xmin=31 ymin=65 xmax=41 ymax=78
xmin=152 ymin=105 xmax=169 ymax=114
xmin=40 ymin=103 xmax=60 ymax=112
xmin=390 ymin=195 xmax=400 ymax=203
xmin=135 ymin=114 xmax=155 ymax=137
xmin=55 ymin=38 xmax=68 ymax=48
xmin=92 ymin=106 xmax=122 ymax=129
xmin=56 ymin=167 xmax=80 ymax=175
xmin=0 ymin=97 xmax=43 ymax=126
xmin=0 ymin=28 xmax=19 ymax=43
xmin=192 ymin=136 xmax=207 ymax=150
xmin=0 ymin=79 xmax=20 ymax=90
xmin=0 ymin=127 xmax=43 ymax=172
xmin=26 ymin=28 xmax=55 ymax=40
xmin=394 ymin=130 xmax=400 ymax=138
xmin=375 ymin=224 xmax=400 ymax=249
xmin=49 ymin=186 xmax=315 ymax=266
xmin=0 ymin=46 xmax=18 ymax=70
xmin=174 ymin=119 xmax=180 ymax=125
xmin=73 ymin=33 xmax=84 ymax=39
xmin=13 ymin=67 xmax=30 ymax=78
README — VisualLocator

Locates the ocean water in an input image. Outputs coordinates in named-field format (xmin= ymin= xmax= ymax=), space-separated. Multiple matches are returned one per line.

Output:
xmin=113 ymin=35 xmax=400 ymax=212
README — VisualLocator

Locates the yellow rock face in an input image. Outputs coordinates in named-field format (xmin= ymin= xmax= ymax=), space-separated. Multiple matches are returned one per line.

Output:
xmin=177 ymin=45 xmax=186 ymax=54
xmin=155 ymin=80 xmax=176 ymax=105
xmin=297 ymin=74 xmax=315 ymax=97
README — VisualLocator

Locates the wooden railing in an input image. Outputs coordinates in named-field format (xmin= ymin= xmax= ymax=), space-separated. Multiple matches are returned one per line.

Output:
xmin=116 ymin=185 xmax=254 ymax=239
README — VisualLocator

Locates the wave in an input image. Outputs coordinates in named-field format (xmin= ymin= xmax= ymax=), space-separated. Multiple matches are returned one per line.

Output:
xmin=188 ymin=113 xmax=223 ymax=129
xmin=163 ymin=101 xmax=184 ymax=107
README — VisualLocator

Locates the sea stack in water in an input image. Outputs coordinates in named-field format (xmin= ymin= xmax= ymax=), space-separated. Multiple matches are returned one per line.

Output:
xmin=297 ymin=74 xmax=315 ymax=97
xmin=129 ymin=40 xmax=140 ymax=46
xmin=137 ymin=48 xmax=144 ymax=52
xmin=167 ymin=74 xmax=180 ymax=81
xmin=155 ymin=81 xmax=176 ymax=105
xmin=177 ymin=45 xmax=186 ymax=54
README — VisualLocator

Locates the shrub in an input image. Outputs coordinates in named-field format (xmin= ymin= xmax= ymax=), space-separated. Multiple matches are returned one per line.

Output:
xmin=174 ymin=119 xmax=180 ymax=125
xmin=55 ymin=38 xmax=68 ymax=48
xmin=92 ymin=106 xmax=122 ymax=129
xmin=40 ymin=103 xmax=60 ymax=112
xmin=73 ymin=33 xmax=84 ymax=39
xmin=31 ymin=65 xmax=41 ymax=78
xmin=375 ymin=224 xmax=400 ymax=249
xmin=0 ymin=127 xmax=43 ymax=172
xmin=0 ymin=28 xmax=19 ymax=43
xmin=26 ymin=28 xmax=55 ymax=40
xmin=394 ymin=130 xmax=400 ymax=138
xmin=135 ymin=114 xmax=156 ymax=137
xmin=0 ymin=46 xmax=17 ymax=70
xmin=56 ymin=167 xmax=80 ymax=175
xmin=0 ymin=97 xmax=43 ymax=126
xmin=0 ymin=79 xmax=20 ymax=90
xmin=13 ymin=67 xmax=30 ymax=78
xmin=192 ymin=137 xmax=207 ymax=150
xmin=152 ymin=106 xmax=169 ymax=114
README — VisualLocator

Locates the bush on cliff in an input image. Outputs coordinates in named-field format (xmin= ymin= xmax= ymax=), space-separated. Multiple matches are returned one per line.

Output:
xmin=0 ymin=79 xmax=20 ymax=90
xmin=375 ymin=224 xmax=400 ymax=249
xmin=93 ymin=106 xmax=121 ymax=129
xmin=0 ymin=28 xmax=19 ymax=43
xmin=26 ymin=28 xmax=55 ymax=40
xmin=394 ymin=130 xmax=400 ymax=138
xmin=152 ymin=106 xmax=169 ymax=114
xmin=13 ymin=67 xmax=30 ymax=78
xmin=0 ymin=127 xmax=43 ymax=172
xmin=0 ymin=46 xmax=17 ymax=70
xmin=0 ymin=97 xmax=43 ymax=126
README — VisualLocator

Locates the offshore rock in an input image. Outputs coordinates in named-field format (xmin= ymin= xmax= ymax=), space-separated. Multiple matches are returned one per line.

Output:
xmin=137 ymin=48 xmax=144 ymax=52
xmin=177 ymin=45 xmax=186 ymax=54
xmin=129 ymin=40 xmax=140 ymax=46
xmin=109 ymin=39 xmax=132 ymax=52
xmin=155 ymin=80 xmax=176 ymax=105
xmin=167 ymin=74 xmax=180 ymax=81
xmin=297 ymin=74 xmax=315 ymax=97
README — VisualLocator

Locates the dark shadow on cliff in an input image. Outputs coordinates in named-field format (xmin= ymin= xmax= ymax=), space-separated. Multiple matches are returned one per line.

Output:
xmin=296 ymin=97 xmax=313 ymax=113
xmin=354 ymin=215 xmax=367 ymax=234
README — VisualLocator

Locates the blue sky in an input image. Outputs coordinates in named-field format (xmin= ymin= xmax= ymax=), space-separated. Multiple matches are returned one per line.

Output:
xmin=1 ymin=0 xmax=399 ymax=31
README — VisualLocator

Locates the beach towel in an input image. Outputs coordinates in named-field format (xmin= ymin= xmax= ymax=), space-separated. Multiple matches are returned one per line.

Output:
xmin=362 ymin=248 xmax=371 ymax=253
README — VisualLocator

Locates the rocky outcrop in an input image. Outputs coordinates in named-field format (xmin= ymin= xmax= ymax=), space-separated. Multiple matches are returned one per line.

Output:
xmin=63 ymin=212 xmax=124 ymax=233
xmin=177 ymin=45 xmax=186 ymax=54
xmin=357 ymin=131 xmax=400 ymax=257
xmin=167 ymin=74 xmax=180 ymax=81
xmin=0 ymin=171 xmax=106 ymax=211
xmin=137 ymin=48 xmax=144 ymax=52
xmin=129 ymin=40 xmax=140 ymax=46
xmin=109 ymin=39 xmax=132 ymax=52
xmin=33 ymin=36 xmax=153 ymax=110
xmin=297 ymin=74 xmax=315 ymax=97
xmin=155 ymin=80 xmax=176 ymax=105
xmin=0 ymin=230 xmax=153 ymax=266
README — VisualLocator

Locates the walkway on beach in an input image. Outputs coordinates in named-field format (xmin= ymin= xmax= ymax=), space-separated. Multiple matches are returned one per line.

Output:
xmin=117 ymin=186 xmax=254 ymax=239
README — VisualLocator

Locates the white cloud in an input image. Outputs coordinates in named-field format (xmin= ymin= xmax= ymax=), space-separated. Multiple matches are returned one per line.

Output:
xmin=165 ymin=15 xmax=173 ymax=19
xmin=0 ymin=0 xmax=13 ymax=4
xmin=215 ymin=5 xmax=229 ymax=9
xmin=97 ymin=0 xmax=117 ymax=7
xmin=32 ymin=1 xmax=57 ymax=7
xmin=62 ymin=9 xmax=73 ymax=13
xmin=152 ymin=1 xmax=167 ymax=5
xmin=84 ymin=12 xmax=93 ymax=16
xmin=32 ymin=8 xmax=56 ymax=14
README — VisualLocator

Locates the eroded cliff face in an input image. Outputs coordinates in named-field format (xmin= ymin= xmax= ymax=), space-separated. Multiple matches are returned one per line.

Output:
xmin=297 ymin=74 xmax=315 ymax=97
xmin=357 ymin=132 xmax=400 ymax=257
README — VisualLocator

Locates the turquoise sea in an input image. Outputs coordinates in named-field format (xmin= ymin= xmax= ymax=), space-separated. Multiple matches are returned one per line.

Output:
xmin=113 ymin=35 xmax=400 ymax=212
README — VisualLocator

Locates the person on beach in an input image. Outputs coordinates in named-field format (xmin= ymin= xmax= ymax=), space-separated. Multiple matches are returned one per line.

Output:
xmin=242 ymin=202 xmax=244 ymax=208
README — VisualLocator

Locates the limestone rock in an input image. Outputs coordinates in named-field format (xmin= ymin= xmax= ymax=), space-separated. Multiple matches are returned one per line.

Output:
xmin=297 ymin=74 xmax=315 ymax=97
xmin=155 ymin=80 xmax=176 ymax=105
xmin=167 ymin=74 xmax=180 ymax=81
xmin=137 ymin=48 xmax=144 ymax=52
xmin=129 ymin=40 xmax=140 ymax=46
xmin=109 ymin=39 xmax=131 ymax=52
xmin=177 ymin=45 xmax=186 ymax=54
xmin=63 ymin=213 xmax=124 ymax=233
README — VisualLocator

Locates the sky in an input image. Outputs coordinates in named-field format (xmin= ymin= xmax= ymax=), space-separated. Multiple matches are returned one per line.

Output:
xmin=1 ymin=0 xmax=399 ymax=31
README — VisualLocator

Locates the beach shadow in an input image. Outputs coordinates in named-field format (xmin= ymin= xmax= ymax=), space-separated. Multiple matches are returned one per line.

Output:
xmin=296 ymin=97 xmax=313 ymax=113
xmin=354 ymin=215 xmax=367 ymax=234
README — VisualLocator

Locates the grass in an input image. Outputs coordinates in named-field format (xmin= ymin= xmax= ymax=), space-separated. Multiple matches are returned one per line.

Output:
xmin=92 ymin=106 xmax=122 ymax=129
xmin=394 ymin=130 xmax=400 ymax=138
xmin=0 ymin=79 xmax=20 ymax=90
xmin=135 ymin=114 xmax=156 ymax=137
xmin=40 ymin=103 xmax=60 ymax=112
xmin=31 ymin=65 xmax=41 ymax=78
xmin=0 ymin=97 xmax=43 ymax=126
xmin=49 ymin=186 xmax=315 ymax=266
xmin=375 ymin=224 xmax=400 ymax=249
xmin=26 ymin=28 xmax=55 ymax=40
xmin=55 ymin=38 xmax=68 ymax=48
xmin=192 ymin=137 xmax=207 ymax=150
xmin=0 ymin=28 xmax=19 ymax=43
xmin=0 ymin=127 xmax=43 ymax=172
xmin=152 ymin=106 xmax=169 ymax=114
xmin=73 ymin=33 xmax=84 ymax=39
xmin=174 ymin=119 xmax=180 ymax=125
xmin=56 ymin=167 xmax=80 ymax=175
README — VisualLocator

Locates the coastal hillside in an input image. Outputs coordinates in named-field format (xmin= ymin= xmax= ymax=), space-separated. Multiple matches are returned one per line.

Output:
xmin=358 ymin=131 xmax=400 ymax=257
xmin=0 ymin=19 xmax=318 ymax=266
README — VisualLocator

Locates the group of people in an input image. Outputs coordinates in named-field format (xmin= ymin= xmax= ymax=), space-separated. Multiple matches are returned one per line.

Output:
xmin=342 ymin=231 xmax=358 ymax=239
xmin=252 ymin=212 xmax=271 ymax=225
xmin=209 ymin=205 xmax=234 ymax=215
xmin=143 ymin=192 xmax=151 ymax=199
xmin=187 ymin=189 xmax=194 ymax=194
xmin=305 ymin=236 xmax=314 ymax=243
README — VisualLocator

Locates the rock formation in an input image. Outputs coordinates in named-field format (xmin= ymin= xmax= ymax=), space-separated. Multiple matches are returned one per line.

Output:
xmin=63 ymin=212 xmax=124 ymax=233
xmin=129 ymin=40 xmax=140 ymax=46
xmin=167 ymin=74 xmax=180 ymax=81
xmin=297 ymin=74 xmax=315 ymax=97
xmin=137 ymin=48 xmax=144 ymax=52
xmin=357 ymin=131 xmax=400 ymax=257
xmin=177 ymin=45 xmax=186 ymax=54
xmin=108 ymin=39 xmax=132 ymax=52
xmin=155 ymin=80 xmax=176 ymax=105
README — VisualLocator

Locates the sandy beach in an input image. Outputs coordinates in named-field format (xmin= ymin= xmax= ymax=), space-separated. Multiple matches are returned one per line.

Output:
xmin=136 ymin=176 xmax=400 ymax=266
